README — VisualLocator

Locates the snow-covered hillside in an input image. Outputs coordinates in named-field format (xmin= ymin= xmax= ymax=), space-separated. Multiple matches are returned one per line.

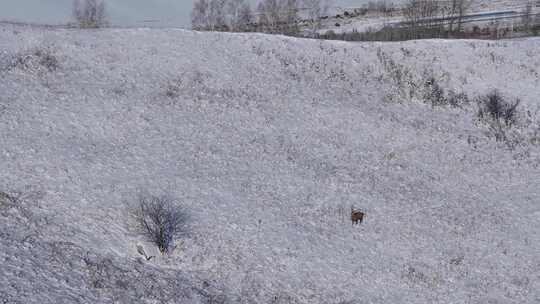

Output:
xmin=1 ymin=24 xmax=539 ymax=303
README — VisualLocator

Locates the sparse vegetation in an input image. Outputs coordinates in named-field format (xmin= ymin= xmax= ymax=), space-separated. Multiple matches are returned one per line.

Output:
xmin=422 ymin=77 xmax=469 ymax=108
xmin=0 ymin=48 xmax=59 ymax=73
xmin=135 ymin=193 xmax=188 ymax=254
xmin=376 ymin=48 xmax=415 ymax=102
xmin=447 ymin=90 xmax=469 ymax=108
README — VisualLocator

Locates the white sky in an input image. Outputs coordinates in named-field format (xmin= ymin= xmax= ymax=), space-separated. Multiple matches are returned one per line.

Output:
xmin=0 ymin=0 xmax=378 ymax=28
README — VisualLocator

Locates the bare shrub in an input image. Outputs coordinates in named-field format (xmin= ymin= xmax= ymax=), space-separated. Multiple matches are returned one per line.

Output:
xmin=73 ymin=0 xmax=108 ymax=28
xmin=1 ymin=48 xmax=59 ymax=73
xmin=423 ymin=77 xmax=469 ymax=108
xmin=0 ymin=191 xmax=17 ymax=207
xmin=423 ymin=76 xmax=446 ymax=106
xmin=34 ymin=49 xmax=59 ymax=72
xmin=0 ymin=190 xmax=34 ymax=219
xmin=135 ymin=193 xmax=188 ymax=254
xmin=377 ymin=48 xmax=415 ymax=102
xmin=478 ymin=90 xmax=520 ymax=127
xmin=447 ymin=90 xmax=469 ymax=108
xmin=477 ymin=90 xmax=521 ymax=143
xmin=165 ymin=82 xmax=181 ymax=99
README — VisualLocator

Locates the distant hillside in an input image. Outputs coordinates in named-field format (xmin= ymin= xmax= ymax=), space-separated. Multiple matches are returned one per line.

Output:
xmin=317 ymin=0 xmax=538 ymax=36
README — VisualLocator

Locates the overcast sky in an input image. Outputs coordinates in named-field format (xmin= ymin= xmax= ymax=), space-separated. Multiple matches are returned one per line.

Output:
xmin=0 ymin=0 xmax=375 ymax=28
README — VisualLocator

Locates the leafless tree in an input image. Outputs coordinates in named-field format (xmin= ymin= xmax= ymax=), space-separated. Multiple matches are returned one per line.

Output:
xmin=446 ymin=0 xmax=472 ymax=33
xmin=281 ymin=0 xmax=300 ymax=35
xmin=402 ymin=0 xmax=472 ymax=37
xmin=366 ymin=0 xmax=395 ymax=16
xmin=403 ymin=0 xmax=440 ymax=39
xmin=237 ymin=1 xmax=254 ymax=31
xmin=522 ymin=2 xmax=533 ymax=31
xmin=303 ymin=0 xmax=331 ymax=34
xmin=193 ymin=0 xmax=298 ymax=34
xmin=192 ymin=0 xmax=210 ymax=30
xmin=227 ymin=0 xmax=253 ymax=31
xmin=209 ymin=0 xmax=228 ymax=30
xmin=73 ymin=0 xmax=108 ymax=28
xmin=257 ymin=0 xmax=281 ymax=33
xmin=192 ymin=0 xmax=228 ymax=31
xmin=257 ymin=0 xmax=300 ymax=35
xmin=136 ymin=193 xmax=189 ymax=254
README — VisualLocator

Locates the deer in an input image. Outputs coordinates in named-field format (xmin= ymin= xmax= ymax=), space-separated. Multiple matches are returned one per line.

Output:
xmin=351 ymin=207 xmax=365 ymax=225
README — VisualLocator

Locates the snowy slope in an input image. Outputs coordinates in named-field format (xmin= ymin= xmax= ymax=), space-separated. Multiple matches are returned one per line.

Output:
xmin=1 ymin=25 xmax=540 ymax=303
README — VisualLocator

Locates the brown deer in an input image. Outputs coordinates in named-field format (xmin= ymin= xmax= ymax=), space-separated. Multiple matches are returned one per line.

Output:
xmin=351 ymin=207 xmax=365 ymax=225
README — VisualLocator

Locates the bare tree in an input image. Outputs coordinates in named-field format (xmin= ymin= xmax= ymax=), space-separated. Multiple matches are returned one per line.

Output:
xmin=447 ymin=0 xmax=472 ymax=33
xmin=281 ymin=0 xmax=300 ymax=35
xmin=403 ymin=0 xmax=440 ymax=39
xmin=366 ymin=0 xmax=395 ymax=16
xmin=256 ymin=0 xmax=300 ymax=35
xmin=402 ymin=0 xmax=472 ymax=37
xmin=437 ymin=1 xmax=453 ymax=36
xmin=209 ymin=0 xmax=228 ymax=30
xmin=73 ymin=0 xmax=108 ymax=28
xmin=402 ymin=0 xmax=423 ymax=38
xmin=192 ymin=0 xmax=298 ymax=34
xmin=536 ymin=4 xmax=540 ymax=31
xmin=227 ymin=0 xmax=253 ymax=31
xmin=303 ymin=0 xmax=331 ymax=34
xmin=192 ymin=0 xmax=228 ymax=31
xmin=237 ymin=1 xmax=254 ymax=31
xmin=522 ymin=2 xmax=533 ymax=31
xmin=192 ymin=0 xmax=210 ymax=30
xmin=136 ymin=193 xmax=189 ymax=254
xmin=258 ymin=0 xmax=282 ymax=33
